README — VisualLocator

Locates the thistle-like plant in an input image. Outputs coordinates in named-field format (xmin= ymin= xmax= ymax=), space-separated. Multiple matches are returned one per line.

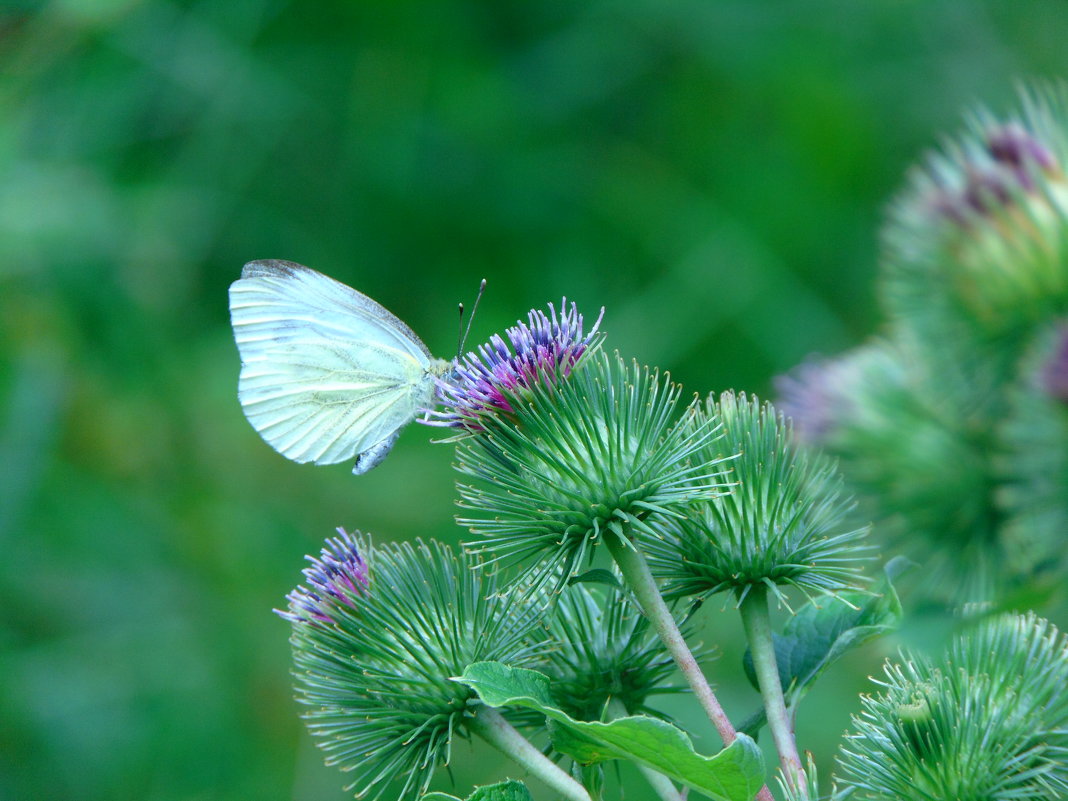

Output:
xmin=641 ymin=391 xmax=869 ymax=791
xmin=539 ymin=581 xmax=696 ymax=722
xmin=646 ymin=391 xmax=870 ymax=605
xmin=777 ymin=85 xmax=1068 ymax=603
xmin=282 ymin=530 xmax=574 ymax=801
xmin=882 ymin=86 xmax=1068 ymax=340
xmin=245 ymin=82 xmax=1068 ymax=801
xmin=440 ymin=303 xmax=775 ymax=797
xmin=450 ymin=339 xmax=728 ymax=584
xmin=777 ymin=341 xmax=997 ymax=595
xmin=837 ymin=613 xmax=1068 ymax=801
xmin=526 ymin=581 xmax=712 ymax=801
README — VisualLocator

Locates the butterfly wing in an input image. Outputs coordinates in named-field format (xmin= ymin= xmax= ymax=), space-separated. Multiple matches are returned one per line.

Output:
xmin=229 ymin=260 xmax=439 ymax=470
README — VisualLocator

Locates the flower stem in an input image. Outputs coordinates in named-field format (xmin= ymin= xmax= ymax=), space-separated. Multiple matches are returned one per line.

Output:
xmin=469 ymin=705 xmax=592 ymax=801
xmin=604 ymin=531 xmax=776 ymax=801
xmin=738 ymin=584 xmax=803 ymax=790
xmin=606 ymin=697 xmax=684 ymax=801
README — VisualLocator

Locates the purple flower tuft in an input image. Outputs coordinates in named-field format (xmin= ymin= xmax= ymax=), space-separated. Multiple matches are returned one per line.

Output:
xmin=774 ymin=356 xmax=856 ymax=444
xmin=960 ymin=166 xmax=1015 ymax=217
xmin=277 ymin=527 xmax=370 ymax=625
xmin=425 ymin=299 xmax=604 ymax=430
xmin=1040 ymin=324 xmax=1068 ymax=404
xmin=927 ymin=122 xmax=1059 ymax=227
xmin=986 ymin=123 xmax=1057 ymax=189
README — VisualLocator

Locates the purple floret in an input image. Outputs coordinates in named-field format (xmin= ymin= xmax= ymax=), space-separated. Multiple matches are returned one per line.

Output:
xmin=1041 ymin=324 xmax=1068 ymax=404
xmin=929 ymin=122 xmax=1058 ymax=226
xmin=774 ymin=356 xmax=854 ymax=444
xmin=425 ymin=300 xmax=604 ymax=431
xmin=277 ymin=527 xmax=370 ymax=625
xmin=986 ymin=123 xmax=1057 ymax=189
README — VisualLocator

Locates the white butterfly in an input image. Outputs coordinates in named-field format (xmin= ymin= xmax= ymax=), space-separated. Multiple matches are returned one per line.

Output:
xmin=229 ymin=260 xmax=453 ymax=474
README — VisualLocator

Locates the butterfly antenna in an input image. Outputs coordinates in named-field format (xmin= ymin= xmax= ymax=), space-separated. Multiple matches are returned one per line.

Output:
xmin=456 ymin=302 xmax=465 ymax=359
xmin=457 ymin=279 xmax=487 ymax=359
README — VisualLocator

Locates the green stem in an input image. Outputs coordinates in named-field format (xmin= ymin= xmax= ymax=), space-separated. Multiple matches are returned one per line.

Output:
xmin=738 ymin=584 xmax=803 ymax=790
xmin=469 ymin=706 xmax=592 ymax=801
xmin=606 ymin=698 xmax=684 ymax=801
xmin=604 ymin=531 xmax=776 ymax=801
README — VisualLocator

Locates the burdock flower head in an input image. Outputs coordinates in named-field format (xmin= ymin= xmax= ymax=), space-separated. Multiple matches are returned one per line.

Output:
xmin=429 ymin=299 xmax=604 ymax=432
xmin=281 ymin=531 xmax=547 ymax=801
xmin=646 ymin=391 xmax=871 ymax=604
xmin=837 ymin=613 xmax=1068 ymax=800
xmin=539 ymin=581 xmax=700 ymax=722
xmin=883 ymin=86 xmax=1068 ymax=335
xmin=777 ymin=335 xmax=1013 ymax=600
xmin=443 ymin=301 xmax=728 ymax=584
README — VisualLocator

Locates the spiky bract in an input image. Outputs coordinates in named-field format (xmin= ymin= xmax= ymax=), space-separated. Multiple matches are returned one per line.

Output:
xmin=455 ymin=350 xmax=728 ymax=584
xmin=283 ymin=533 xmax=547 ymax=801
xmin=837 ymin=613 xmax=1068 ymax=801
xmin=778 ymin=754 xmax=822 ymax=801
xmin=539 ymin=582 xmax=695 ymax=721
xmin=646 ymin=391 xmax=869 ymax=603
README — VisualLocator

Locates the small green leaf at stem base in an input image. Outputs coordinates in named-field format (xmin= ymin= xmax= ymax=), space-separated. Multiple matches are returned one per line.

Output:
xmin=456 ymin=662 xmax=766 ymax=801
xmin=740 ymin=558 xmax=907 ymax=736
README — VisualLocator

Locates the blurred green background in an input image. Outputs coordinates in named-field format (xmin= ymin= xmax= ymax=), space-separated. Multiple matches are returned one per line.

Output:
xmin=3 ymin=2 xmax=1068 ymax=800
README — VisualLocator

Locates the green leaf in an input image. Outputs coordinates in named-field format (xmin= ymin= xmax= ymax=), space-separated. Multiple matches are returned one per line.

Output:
xmin=545 ymin=719 xmax=614 ymax=763
xmin=421 ymin=779 xmax=533 ymax=801
xmin=567 ymin=568 xmax=621 ymax=589
xmin=742 ymin=557 xmax=907 ymax=718
xmin=458 ymin=662 xmax=765 ymax=801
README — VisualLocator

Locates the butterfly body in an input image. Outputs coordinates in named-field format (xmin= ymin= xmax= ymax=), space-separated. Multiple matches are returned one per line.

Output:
xmin=229 ymin=260 xmax=452 ymax=474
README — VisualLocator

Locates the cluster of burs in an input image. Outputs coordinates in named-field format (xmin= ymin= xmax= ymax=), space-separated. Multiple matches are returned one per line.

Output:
xmin=233 ymin=86 xmax=1068 ymax=801
xmin=779 ymin=85 xmax=1068 ymax=800
xmin=779 ymin=86 xmax=1068 ymax=602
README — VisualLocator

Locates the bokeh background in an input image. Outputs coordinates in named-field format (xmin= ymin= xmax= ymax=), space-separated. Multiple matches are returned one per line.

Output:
xmin=3 ymin=2 xmax=1068 ymax=800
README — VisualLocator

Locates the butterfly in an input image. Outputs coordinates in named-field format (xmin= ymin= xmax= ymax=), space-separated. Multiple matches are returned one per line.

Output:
xmin=229 ymin=259 xmax=454 ymax=474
